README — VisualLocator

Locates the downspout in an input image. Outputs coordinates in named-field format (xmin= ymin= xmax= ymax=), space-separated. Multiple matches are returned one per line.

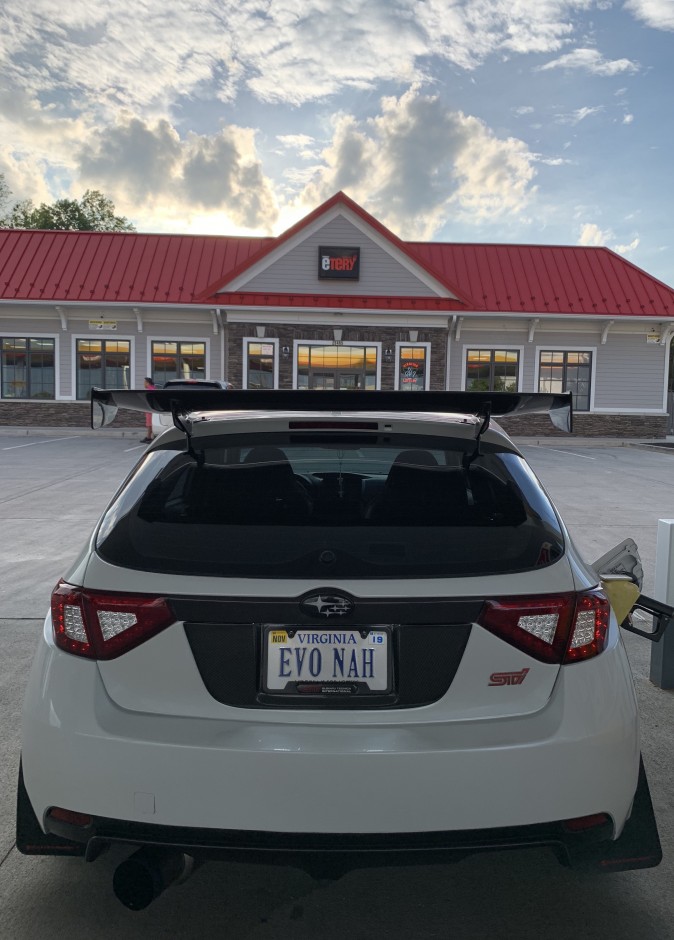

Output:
xmin=446 ymin=316 xmax=456 ymax=390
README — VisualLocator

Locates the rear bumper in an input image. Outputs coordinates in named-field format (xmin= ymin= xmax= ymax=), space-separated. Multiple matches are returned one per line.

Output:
xmin=35 ymin=756 xmax=661 ymax=874
xmin=18 ymin=757 xmax=662 ymax=874
xmin=22 ymin=619 xmax=642 ymax=838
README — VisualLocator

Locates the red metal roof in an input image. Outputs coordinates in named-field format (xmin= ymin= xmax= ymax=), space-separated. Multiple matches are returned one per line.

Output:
xmin=1 ymin=194 xmax=673 ymax=317
xmin=0 ymin=229 xmax=270 ymax=305
xmin=409 ymin=242 xmax=674 ymax=317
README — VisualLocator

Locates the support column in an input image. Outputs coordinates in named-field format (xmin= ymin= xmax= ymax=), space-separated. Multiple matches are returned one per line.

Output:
xmin=649 ymin=519 xmax=674 ymax=688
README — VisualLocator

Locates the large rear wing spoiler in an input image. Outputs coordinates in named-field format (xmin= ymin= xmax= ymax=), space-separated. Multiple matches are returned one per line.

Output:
xmin=91 ymin=387 xmax=572 ymax=434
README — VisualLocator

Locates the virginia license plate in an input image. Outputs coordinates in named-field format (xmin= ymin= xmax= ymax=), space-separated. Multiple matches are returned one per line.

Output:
xmin=264 ymin=626 xmax=390 ymax=694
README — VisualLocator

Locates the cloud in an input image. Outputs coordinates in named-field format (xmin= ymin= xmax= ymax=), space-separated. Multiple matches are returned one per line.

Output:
xmin=540 ymin=47 xmax=640 ymax=75
xmin=0 ymin=1 xmax=606 ymax=117
xmin=612 ymin=237 xmax=640 ymax=254
xmin=625 ymin=0 xmax=674 ymax=30
xmin=578 ymin=224 xmax=640 ymax=256
xmin=578 ymin=222 xmax=610 ymax=245
xmin=297 ymin=86 xmax=537 ymax=238
xmin=276 ymin=135 xmax=320 ymax=160
xmin=77 ymin=116 xmax=278 ymax=230
xmin=622 ymin=113 xmax=634 ymax=124
xmin=530 ymin=154 xmax=574 ymax=165
xmin=514 ymin=106 xmax=535 ymax=115
xmin=557 ymin=106 xmax=604 ymax=125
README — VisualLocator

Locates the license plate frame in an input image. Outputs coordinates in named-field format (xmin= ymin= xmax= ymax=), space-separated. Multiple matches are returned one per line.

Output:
xmin=262 ymin=625 xmax=393 ymax=697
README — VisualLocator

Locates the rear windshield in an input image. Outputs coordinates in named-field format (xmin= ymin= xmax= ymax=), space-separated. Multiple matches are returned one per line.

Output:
xmin=96 ymin=432 xmax=565 ymax=579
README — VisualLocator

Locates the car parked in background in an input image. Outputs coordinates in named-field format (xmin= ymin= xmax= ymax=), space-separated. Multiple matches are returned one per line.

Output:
xmin=152 ymin=378 xmax=234 ymax=433
xmin=17 ymin=389 xmax=661 ymax=910
xmin=161 ymin=378 xmax=234 ymax=389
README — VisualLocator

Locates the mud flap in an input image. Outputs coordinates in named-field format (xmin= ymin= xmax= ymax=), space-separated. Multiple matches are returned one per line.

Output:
xmin=561 ymin=757 xmax=662 ymax=872
xmin=16 ymin=761 xmax=85 ymax=857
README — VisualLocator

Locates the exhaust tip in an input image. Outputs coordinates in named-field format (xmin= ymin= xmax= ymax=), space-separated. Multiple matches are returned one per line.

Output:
xmin=113 ymin=848 xmax=189 ymax=910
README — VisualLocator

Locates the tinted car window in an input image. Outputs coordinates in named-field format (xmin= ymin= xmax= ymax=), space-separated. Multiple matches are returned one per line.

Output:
xmin=96 ymin=432 xmax=564 ymax=578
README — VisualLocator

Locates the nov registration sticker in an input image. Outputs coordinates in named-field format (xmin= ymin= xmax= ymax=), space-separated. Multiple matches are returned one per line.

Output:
xmin=264 ymin=626 xmax=390 ymax=695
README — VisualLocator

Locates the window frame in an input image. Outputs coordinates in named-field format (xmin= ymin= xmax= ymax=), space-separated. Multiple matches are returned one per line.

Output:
xmin=535 ymin=346 xmax=596 ymax=412
xmin=0 ymin=334 xmax=58 ymax=400
xmin=73 ymin=335 xmax=134 ymax=400
xmin=462 ymin=345 xmax=523 ymax=393
xmin=147 ymin=336 xmax=209 ymax=386
xmin=292 ymin=339 xmax=383 ymax=390
xmin=394 ymin=342 xmax=431 ymax=391
xmin=242 ymin=336 xmax=279 ymax=389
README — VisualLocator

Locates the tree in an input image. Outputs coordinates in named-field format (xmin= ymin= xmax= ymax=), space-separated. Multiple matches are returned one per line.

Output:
xmin=0 ymin=177 xmax=135 ymax=232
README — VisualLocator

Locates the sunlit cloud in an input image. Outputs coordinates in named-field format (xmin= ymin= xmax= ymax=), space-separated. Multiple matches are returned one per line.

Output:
xmin=296 ymin=86 xmax=537 ymax=239
xmin=613 ymin=236 xmax=640 ymax=254
xmin=578 ymin=222 xmax=611 ymax=245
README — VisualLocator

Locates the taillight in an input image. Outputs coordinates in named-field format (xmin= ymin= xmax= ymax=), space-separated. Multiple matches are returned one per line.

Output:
xmin=51 ymin=580 xmax=175 ymax=660
xmin=477 ymin=590 xmax=610 ymax=664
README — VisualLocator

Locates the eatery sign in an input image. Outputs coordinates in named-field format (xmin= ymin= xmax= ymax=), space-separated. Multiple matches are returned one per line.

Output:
xmin=318 ymin=246 xmax=360 ymax=280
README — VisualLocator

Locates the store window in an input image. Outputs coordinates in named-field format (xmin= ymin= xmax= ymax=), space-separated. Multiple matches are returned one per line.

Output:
xmin=245 ymin=340 xmax=276 ymax=389
xmin=397 ymin=345 xmax=429 ymax=391
xmin=76 ymin=339 xmax=130 ymax=400
xmin=151 ymin=341 xmax=206 ymax=386
xmin=296 ymin=344 xmax=378 ymax=390
xmin=0 ymin=337 xmax=55 ymax=399
xmin=465 ymin=349 xmax=519 ymax=392
xmin=539 ymin=351 xmax=592 ymax=411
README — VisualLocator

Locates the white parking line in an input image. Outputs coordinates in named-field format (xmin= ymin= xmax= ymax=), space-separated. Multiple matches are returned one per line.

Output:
xmin=2 ymin=435 xmax=83 ymax=450
xmin=524 ymin=445 xmax=596 ymax=460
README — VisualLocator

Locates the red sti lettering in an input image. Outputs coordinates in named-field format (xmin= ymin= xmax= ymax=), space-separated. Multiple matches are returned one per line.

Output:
xmin=488 ymin=668 xmax=530 ymax=687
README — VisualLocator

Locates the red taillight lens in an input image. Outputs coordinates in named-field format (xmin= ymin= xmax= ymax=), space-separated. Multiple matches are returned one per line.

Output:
xmin=478 ymin=590 xmax=610 ymax=664
xmin=51 ymin=580 xmax=175 ymax=660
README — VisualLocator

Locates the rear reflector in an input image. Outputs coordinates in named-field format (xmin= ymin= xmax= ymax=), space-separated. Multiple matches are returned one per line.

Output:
xmin=51 ymin=581 xmax=175 ymax=659
xmin=47 ymin=807 xmax=93 ymax=828
xmin=478 ymin=590 xmax=610 ymax=664
xmin=562 ymin=813 xmax=611 ymax=832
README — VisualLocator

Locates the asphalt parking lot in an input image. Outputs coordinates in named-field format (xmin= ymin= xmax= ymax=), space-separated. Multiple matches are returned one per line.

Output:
xmin=1 ymin=431 xmax=674 ymax=939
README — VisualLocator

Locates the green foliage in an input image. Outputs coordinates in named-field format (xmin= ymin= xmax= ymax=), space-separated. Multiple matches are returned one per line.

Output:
xmin=0 ymin=176 xmax=134 ymax=232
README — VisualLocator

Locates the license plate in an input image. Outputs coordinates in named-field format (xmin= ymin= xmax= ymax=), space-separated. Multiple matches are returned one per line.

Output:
xmin=264 ymin=626 xmax=391 ymax=695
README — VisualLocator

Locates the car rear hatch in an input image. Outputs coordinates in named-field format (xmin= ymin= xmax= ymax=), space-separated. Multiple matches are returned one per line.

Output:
xmin=77 ymin=414 xmax=598 ymax=721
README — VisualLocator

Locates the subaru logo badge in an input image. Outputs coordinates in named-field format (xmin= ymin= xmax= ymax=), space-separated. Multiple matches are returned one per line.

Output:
xmin=300 ymin=593 xmax=354 ymax=618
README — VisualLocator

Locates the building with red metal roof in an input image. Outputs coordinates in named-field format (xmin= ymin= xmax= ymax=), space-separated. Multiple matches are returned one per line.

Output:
xmin=1 ymin=191 xmax=673 ymax=435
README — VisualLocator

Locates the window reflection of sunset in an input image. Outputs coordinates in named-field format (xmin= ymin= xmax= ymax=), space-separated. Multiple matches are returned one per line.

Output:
xmin=297 ymin=345 xmax=377 ymax=368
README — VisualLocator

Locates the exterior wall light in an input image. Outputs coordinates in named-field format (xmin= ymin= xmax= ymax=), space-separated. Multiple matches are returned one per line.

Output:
xmin=282 ymin=346 xmax=290 ymax=359
xmin=383 ymin=348 xmax=393 ymax=363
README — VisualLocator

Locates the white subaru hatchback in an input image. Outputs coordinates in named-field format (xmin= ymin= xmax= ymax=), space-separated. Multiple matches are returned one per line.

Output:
xmin=17 ymin=389 xmax=662 ymax=910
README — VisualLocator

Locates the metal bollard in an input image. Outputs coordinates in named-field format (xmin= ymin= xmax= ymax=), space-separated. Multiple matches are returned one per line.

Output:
xmin=649 ymin=520 xmax=674 ymax=689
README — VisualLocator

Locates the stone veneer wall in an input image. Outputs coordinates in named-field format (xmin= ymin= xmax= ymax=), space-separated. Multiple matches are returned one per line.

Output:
xmin=499 ymin=413 xmax=669 ymax=438
xmin=0 ymin=396 xmax=668 ymax=439
xmin=226 ymin=322 xmax=448 ymax=391
xmin=0 ymin=400 xmax=143 ymax=428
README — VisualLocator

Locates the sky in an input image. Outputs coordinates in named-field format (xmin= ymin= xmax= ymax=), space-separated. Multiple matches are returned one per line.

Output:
xmin=1 ymin=1 xmax=673 ymax=284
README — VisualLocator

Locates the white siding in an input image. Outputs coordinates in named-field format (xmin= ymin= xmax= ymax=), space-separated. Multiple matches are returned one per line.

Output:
xmin=449 ymin=324 xmax=668 ymax=411
xmin=593 ymin=333 xmax=667 ymax=410
xmin=241 ymin=218 xmax=439 ymax=297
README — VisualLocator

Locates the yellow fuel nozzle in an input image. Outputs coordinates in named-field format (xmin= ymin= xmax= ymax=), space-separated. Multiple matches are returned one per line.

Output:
xmin=601 ymin=576 xmax=641 ymax=625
